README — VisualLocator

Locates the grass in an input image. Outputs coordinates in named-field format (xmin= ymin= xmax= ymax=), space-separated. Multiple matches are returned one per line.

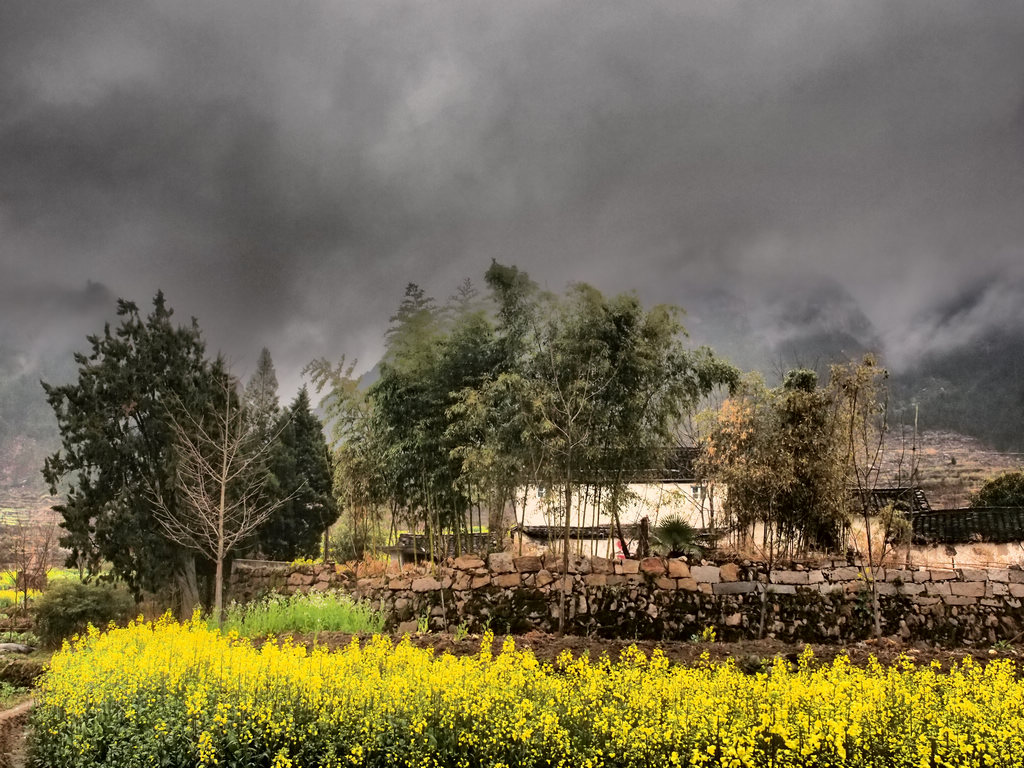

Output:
xmin=0 ymin=681 xmax=29 ymax=709
xmin=213 ymin=589 xmax=385 ymax=637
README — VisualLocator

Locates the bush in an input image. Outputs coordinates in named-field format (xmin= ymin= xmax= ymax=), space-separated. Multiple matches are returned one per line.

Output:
xmin=32 ymin=581 xmax=134 ymax=647
xmin=971 ymin=471 xmax=1024 ymax=507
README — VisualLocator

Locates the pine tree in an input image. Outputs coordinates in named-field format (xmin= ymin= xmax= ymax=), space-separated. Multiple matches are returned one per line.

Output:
xmin=244 ymin=347 xmax=280 ymax=444
xmin=256 ymin=387 xmax=338 ymax=560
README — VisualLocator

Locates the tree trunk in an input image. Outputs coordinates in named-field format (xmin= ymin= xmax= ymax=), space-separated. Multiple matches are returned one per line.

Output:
xmin=174 ymin=551 xmax=201 ymax=619
xmin=863 ymin=512 xmax=882 ymax=637
xmin=559 ymin=478 xmax=572 ymax=636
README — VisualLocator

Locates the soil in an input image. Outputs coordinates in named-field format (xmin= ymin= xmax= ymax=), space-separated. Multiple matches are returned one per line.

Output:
xmin=274 ymin=630 xmax=1024 ymax=674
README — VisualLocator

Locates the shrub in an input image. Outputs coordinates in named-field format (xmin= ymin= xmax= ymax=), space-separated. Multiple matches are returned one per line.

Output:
xmin=32 ymin=580 xmax=134 ymax=647
xmin=972 ymin=471 xmax=1024 ymax=507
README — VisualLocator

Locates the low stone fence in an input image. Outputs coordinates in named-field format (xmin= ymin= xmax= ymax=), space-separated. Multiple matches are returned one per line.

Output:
xmin=229 ymin=555 xmax=1024 ymax=645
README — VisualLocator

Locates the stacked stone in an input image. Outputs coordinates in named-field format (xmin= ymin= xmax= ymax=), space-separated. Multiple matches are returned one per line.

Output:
xmin=229 ymin=556 xmax=1024 ymax=645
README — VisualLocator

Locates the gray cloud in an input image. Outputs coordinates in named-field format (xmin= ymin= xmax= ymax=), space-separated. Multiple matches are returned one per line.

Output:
xmin=2 ymin=0 xmax=1023 ymax=392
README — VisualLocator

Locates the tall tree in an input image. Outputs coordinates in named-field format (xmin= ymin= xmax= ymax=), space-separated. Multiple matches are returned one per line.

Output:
xmin=257 ymin=387 xmax=339 ymax=561
xmin=830 ymin=354 xmax=909 ymax=637
xmin=41 ymin=293 xmax=221 ymax=613
xmin=244 ymin=347 xmax=280 ymax=445
xmin=489 ymin=274 xmax=737 ymax=634
xmin=149 ymin=373 xmax=288 ymax=623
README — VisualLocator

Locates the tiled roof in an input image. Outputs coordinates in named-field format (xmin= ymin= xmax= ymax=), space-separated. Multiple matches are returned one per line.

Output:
xmin=858 ymin=486 xmax=932 ymax=514
xmin=911 ymin=507 xmax=1024 ymax=545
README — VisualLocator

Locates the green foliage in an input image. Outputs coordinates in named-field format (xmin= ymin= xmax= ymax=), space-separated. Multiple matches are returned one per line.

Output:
xmin=215 ymin=590 xmax=384 ymax=637
xmin=0 ymin=680 xmax=28 ymax=708
xmin=651 ymin=515 xmax=703 ymax=557
xmin=971 ymin=471 xmax=1024 ymax=507
xmin=41 ymin=292 xmax=225 ymax=604
xmin=310 ymin=265 xmax=736 ymax=572
xmin=32 ymin=580 xmax=134 ymax=647
xmin=256 ymin=387 xmax=339 ymax=560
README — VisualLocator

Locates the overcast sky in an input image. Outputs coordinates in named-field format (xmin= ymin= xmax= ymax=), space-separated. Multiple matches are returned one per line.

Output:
xmin=2 ymin=0 xmax=1023 ymax=393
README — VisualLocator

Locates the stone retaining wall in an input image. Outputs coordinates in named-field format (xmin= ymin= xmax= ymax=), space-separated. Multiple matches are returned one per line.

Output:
xmin=229 ymin=555 xmax=1024 ymax=645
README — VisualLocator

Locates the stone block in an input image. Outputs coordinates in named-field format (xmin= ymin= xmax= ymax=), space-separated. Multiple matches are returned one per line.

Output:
xmin=713 ymin=581 xmax=758 ymax=595
xmin=943 ymin=595 xmax=977 ymax=606
xmin=885 ymin=569 xmax=912 ymax=583
xmin=604 ymin=574 xmax=625 ymax=587
xmin=1008 ymin=569 xmax=1024 ymax=584
xmin=394 ymin=598 xmax=413 ymax=621
xmin=616 ymin=559 xmax=640 ymax=575
xmin=719 ymin=563 xmax=740 ymax=582
xmin=925 ymin=582 xmax=951 ymax=596
xmin=488 ymin=552 xmax=515 ymax=574
xmin=453 ymin=555 xmax=485 ymax=570
xmin=1009 ymin=583 xmax=1024 ymax=599
xmin=806 ymin=570 xmax=825 ymax=584
xmin=875 ymin=582 xmax=897 ymax=596
xmin=691 ymin=565 xmax=721 ymax=583
xmin=514 ymin=555 xmax=543 ymax=573
xmin=766 ymin=584 xmax=796 ymax=595
xmin=388 ymin=578 xmax=411 ymax=591
xmin=830 ymin=567 xmax=860 ymax=582
xmin=989 ymin=569 xmax=1011 ymax=583
xmin=470 ymin=575 xmax=491 ymax=589
xmin=912 ymin=569 xmax=931 ymax=583
xmin=493 ymin=573 xmax=521 ymax=588
xmin=957 ymin=567 xmax=987 ymax=582
xmin=988 ymin=582 xmax=1009 ymax=598
xmin=950 ymin=581 xmax=986 ymax=597
xmin=771 ymin=570 xmax=808 ymax=585
xmin=590 ymin=557 xmax=614 ymax=574
xmin=668 ymin=559 xmax=691 ymax=578
xmin=914 ymin=596 xmax=941 ymax=606
xmin=655 ymin=576 xmax=677 ymax=590
xmin=898 ymin=582 xmax=925 ymax=596
xmin=818 ymin=582 xmax=844 ymax=594
xmin=453 ymin=572 xmax=472 ymax=591
xmin=310 ymin=581 xmax=330 ymax=592
xmin=930 ymin=569 xmax=956 ymax=581
xmin=641 ymin=557 xmax=667 ymax=576
xmin=698 ymin=583 xmax=713 ymax=594
xmin=584 ymin=573 xmax=608 ymax=587
xmin=535 ymin=570 xmax=554 ymax=588
xmin=725 ymin=612 xmax=743 ymax=627
xmin=412 ymin=577 xmax=441 ymax=592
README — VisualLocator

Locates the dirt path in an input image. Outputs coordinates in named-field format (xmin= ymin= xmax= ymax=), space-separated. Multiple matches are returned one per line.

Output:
xmin=0 ymin=699 xmax=33 ymax=768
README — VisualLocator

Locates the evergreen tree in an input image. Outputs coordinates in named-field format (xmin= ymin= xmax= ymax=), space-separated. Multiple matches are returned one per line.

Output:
xmin=244 ymin=347 xmax=280 ymax=444
xmin=41 ymin=293 xmax=221 ymax=612
xmin=256 ymin=387 xmax=339 ymax=560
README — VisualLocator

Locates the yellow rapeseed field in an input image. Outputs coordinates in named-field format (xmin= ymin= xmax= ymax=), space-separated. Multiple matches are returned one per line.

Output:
xmin=30 ymin=616 xmax=1024 ymax=767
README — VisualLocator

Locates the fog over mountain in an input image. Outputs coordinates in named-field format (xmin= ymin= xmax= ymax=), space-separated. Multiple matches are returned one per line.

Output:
xmin=2 ymin=1 xmax=1024 ymax=457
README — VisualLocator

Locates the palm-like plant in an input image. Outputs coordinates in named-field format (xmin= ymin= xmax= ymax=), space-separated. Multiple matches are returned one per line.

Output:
xmin=651 ymin=515 xmax=703 ymax=558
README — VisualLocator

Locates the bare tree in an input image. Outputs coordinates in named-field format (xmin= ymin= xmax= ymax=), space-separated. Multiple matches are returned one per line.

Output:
xmin=1 ymin=511 xmax=61 ymax=613
xmin=149 ymin=381 xmax=292 ymax=624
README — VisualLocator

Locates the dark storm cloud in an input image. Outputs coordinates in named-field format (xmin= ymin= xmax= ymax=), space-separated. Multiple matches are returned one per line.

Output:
xmin=2 ymin=0 xmax=1023 ymax=390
